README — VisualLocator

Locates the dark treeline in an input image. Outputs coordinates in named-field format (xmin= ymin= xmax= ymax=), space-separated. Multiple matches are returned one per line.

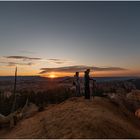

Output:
xmin=0 ymin=86 xmax=75 ymax=116
xmin=0 ymin=79 xmax=138 ymax=116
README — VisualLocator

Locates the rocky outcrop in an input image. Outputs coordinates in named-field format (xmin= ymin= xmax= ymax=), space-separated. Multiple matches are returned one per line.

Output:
xmin=0 ymin=97 xmax=140 ymax=139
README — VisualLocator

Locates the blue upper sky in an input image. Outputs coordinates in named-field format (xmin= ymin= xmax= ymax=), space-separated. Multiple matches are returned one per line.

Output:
xmin=0 ymin=1 xmax=140 ymax=76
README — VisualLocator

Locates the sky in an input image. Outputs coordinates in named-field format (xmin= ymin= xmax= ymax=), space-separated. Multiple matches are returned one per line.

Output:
xmin=0 ymin=1 xmax=140 ymax=77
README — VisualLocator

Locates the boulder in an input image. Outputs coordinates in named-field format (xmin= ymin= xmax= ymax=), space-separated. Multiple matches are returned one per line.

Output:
xmin=126 ymin=90 xmax=140 ymax=101
xmin=0 ymin=114 xmax=9 ymax=124
xmin=0 ymin=113 xmax=16 ymax=128
xmin=21 ymin=103 xmax=38 ymax=119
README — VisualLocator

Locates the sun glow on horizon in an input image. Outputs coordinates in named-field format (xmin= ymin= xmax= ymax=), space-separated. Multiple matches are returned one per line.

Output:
xmin=39 ymin=70 xmax=139 ymax=78
xmin=48 ymin=73 xmax=56 ymax=78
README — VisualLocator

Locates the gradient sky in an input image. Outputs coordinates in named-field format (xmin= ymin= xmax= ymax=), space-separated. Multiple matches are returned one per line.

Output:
xmin=0 ymin=1 xmax=140 ymax=77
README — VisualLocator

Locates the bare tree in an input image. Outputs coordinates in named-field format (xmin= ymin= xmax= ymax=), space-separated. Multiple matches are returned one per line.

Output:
xmin=11 ymin=67 xmax=17 ymax=113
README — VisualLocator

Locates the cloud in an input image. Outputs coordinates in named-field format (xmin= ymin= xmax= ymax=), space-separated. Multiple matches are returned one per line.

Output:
xmin=47 ymin=59 xmax=72 ymax=64
xmin=3 ymin=56 xmax=72 ymax=65
xmin=7 ymin=62 xmax=34 ymax=66
xmin=39 ymin=65 xmax=127 ymax=74
xmin=1 ymin=56 xmax=73 ymax=68
xmin=0 ymin=55 xmax=40 ymax=67
xmin=0 ymin=61 xmax=34 ymax=67
xmin=4 ymin=56 xmax=41 ymax=61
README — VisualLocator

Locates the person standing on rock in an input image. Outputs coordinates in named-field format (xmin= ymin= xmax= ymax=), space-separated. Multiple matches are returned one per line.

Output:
xmin=74 ymin=72 xmax=81 ymax=97
xmin=84 ymin=69 xmax=92 ymax=99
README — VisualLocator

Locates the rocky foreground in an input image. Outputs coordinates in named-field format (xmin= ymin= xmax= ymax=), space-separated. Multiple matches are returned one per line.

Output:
xmin=0 ymin=94 xmax=140 ymax=139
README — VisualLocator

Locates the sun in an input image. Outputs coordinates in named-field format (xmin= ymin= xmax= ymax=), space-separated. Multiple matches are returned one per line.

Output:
xmin=49 ymin=74 xmax=56 ymax=78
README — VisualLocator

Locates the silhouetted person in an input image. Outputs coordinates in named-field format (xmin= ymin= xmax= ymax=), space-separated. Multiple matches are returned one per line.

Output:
xmin=84 ymin=69 xmax=92 ymax=99
xmin=74 ymin=72 xmax=81 ymax=97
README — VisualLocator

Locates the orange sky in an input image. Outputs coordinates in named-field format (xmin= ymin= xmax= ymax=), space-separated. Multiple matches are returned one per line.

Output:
xmin=0 ymin=64 xmax=139 ymax=77
xmin=41 ymin=70 xmax=139 ymax=78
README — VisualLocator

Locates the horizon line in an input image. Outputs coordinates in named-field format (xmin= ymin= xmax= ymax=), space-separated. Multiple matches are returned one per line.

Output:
xmin=0 ymin=75 xmax=139 ymax=78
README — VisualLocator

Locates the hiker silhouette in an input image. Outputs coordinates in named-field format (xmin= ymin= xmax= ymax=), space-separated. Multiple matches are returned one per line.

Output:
xmin=84 ymin=69 xmax=92 ymax=99
xmin=74 ymin=72 xmax=81 ymax=97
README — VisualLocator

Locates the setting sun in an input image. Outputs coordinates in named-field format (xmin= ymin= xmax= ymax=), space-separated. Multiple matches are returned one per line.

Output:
xmin=49 ymin=74 xmax=56 ymax=78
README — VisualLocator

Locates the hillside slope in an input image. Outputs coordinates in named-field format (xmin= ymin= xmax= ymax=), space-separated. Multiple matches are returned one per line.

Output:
xmin=0 ymin=96 xmax=140 ymax=139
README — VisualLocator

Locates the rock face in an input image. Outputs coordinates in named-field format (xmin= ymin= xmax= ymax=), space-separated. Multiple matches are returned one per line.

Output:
xmin=0 ymin=113 xmax=18 ymax=128
xmin=126 ymin=90 xmax=140 ymax=111
xmin=22 ymin=103 xmax=38 ymax=118
xmin=0 ymin=99 xmax=39 ymax=128
xmin=21 ymin=100 xmax=38 ymax=119
xmin=0 ymin=97 xmax=140 ymax=139
xmin=0 ymin=114 xmax=9 ymax=125
xmin=127 ymin=90 xmax=140 ymax=101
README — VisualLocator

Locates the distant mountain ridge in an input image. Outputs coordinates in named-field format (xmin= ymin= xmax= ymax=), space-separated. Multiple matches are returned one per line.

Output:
xmin=0 ymin=76 xmax=139 ymax=82
xmin=0 ymin=76 xmax=44 ymax=81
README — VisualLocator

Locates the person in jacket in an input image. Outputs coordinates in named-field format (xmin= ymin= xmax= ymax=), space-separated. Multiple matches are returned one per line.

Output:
xmin=84 ymin=69 xmax=92 ymax=99
xmin=74 ymin=72 xmax=81 ymax=97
